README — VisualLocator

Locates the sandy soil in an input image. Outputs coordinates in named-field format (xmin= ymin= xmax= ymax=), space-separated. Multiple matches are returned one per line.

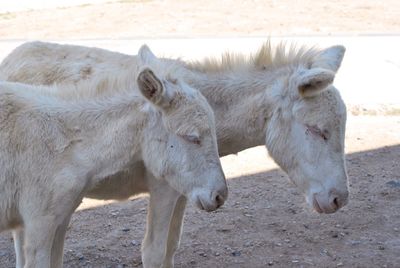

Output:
xmin=0 ymin=1 xmax=399 ymax=267
xmin=0 ymin=0 xmax=399 ymax=40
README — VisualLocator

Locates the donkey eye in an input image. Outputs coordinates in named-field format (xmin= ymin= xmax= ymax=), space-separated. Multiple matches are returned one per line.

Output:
xmin=321 ymin=130 xmax=330 ymax=141
xmin=181 ymin=134 xmax=201 ymax=145
xmin=305 ymin=125 xmax=329 ymax=141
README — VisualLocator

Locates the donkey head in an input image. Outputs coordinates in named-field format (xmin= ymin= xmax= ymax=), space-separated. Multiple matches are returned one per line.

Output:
xmin=266 ymin=46 xmax=348 ymax=214
xmin=137 ymin=45 xmax=227 ymax=212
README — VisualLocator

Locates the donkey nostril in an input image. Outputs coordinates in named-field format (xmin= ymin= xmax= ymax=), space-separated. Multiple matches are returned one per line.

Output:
xmin=215 ymin=194 xmax=225 ymax=207
xmin=332 ymin=197 xmax=339 ymax=209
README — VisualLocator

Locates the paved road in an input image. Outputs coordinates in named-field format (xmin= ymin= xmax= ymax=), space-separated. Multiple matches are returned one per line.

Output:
xmin=0 ymin=36 xmax=399 ymax=107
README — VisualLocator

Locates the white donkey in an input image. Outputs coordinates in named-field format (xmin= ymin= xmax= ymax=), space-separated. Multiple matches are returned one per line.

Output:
xmin=0 ymin=47 xmax=227 ymax=268
xmin=1 ymin=41 xmax=348 ymax=267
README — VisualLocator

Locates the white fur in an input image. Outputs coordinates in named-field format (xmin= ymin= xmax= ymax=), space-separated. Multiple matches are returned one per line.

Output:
xmin=0 ymin=41 xmax=348 ymax=267
xmin=0 ymin=51 xmax=226 ymax=268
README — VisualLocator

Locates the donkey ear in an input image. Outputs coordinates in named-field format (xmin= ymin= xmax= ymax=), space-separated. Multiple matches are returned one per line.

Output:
xmin=298 ymin=68 xmax=335 ymax=97
xmin=137 ymin=68 xmax=165 ymax=105
xmin=138 ymin=45 xmax=157 ymax=65
xmin=311 ymin=45 xmax=345 ymax=73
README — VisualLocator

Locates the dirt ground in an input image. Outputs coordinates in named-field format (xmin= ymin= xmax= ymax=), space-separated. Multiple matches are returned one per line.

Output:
xmin=0 ymin=1 xmax=399 ymax=268
xmin=0 ymin=0 xmax=399 ymax=39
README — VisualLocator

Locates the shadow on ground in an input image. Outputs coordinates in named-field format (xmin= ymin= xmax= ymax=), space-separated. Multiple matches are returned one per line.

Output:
xmin=0 ymin=145 xmax=399 ymax=267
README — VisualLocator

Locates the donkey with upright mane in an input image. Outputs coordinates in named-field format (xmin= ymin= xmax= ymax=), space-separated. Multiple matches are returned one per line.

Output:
xmin=1 ymin=40 xmax=349 ymax=267
xmin=0 ymin=47 xmax=227 ymax=268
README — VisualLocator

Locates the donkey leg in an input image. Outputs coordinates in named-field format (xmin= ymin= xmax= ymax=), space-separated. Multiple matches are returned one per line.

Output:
xmin=23 ymin=216 xmax=58 ymax=268
xmin=162 ymin=195 xmax=187 ymax=268
xmin=50 ymin=215 xmax=72 ymax=268
xmin=12 ymin=229 xmax=25 ymax=268
xmin=141 ymin=177 xmax=181 ymax=268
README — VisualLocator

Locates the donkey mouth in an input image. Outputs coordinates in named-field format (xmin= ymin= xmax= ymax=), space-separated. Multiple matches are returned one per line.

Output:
xmin=196 ymin=198 xmax=206 ymax=211
xmin=312 ymin=194 xmax=338 ymax=214
xmin=312 ymin=197 xmax=324 ymax=213
xmin=195 ymin=197 xmax=218 ymax=212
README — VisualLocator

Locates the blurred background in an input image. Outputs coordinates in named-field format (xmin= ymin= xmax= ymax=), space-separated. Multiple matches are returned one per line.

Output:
xmin=0 ymin=0 xmax=399 ymax=110
xmin=0 ymin=1 xmax=399 ymax=267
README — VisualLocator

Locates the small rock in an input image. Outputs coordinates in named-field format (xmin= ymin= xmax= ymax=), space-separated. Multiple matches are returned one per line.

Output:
xmin=131 ymin=240 xmax=140 ymax=246
xmin=217 ymin=224 xmax=235 ymax=232
xmin=292 ymin=260 xmax=299 ymax=263
xmin=214 ymin=252 xmax=220 ymax=256
xmin=378 ymin=245 xmax=385 ymax=250
xmin=122 ymin=228 xmax=130 ymax=232
xmin=268 ymin=260 xmax=274 ymax=266
xmin=110 ymin=210 xmax=119 ymax=216
xmin=244 ymin=241 xmax=253 ymax=247
xmin=337 ymin=262 xmax=344 ymax=267
xmin=231 ymin=250 xmax=241 ymax=257
xmin=198 ymin=251 xmax=207 ymax=257
xmin=386 ymin=180 xmax=400 ymax=188
xmin=350 ymin=240 xmax=361 ymax=246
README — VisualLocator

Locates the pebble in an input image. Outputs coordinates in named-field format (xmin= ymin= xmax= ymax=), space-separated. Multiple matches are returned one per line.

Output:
xmin=350 ymin=240 xmax=361 ymax=246
xmin=198 ymin=252 xmax=207 ymax=257
xmin=110 ymin=211 xmax=119 ymax=216
xmin=268 ymin=260 xmax=274 ymax=266
xmin=386 ymin=180 xmax=400 ymax=188
xmin=231 ymin=250 xmax=241 ymax=257
xmin=378 ymin=245 xmax=385 ymax=250
xmin=131 ymin=240 xmax=140 ymax=246
xmin=217 ymin=224 xmax=235 ymax=232
xmin=244 ymin=241 xmax=253 ymax=247
xmin=337 ymin=262 xmax=344 ymax=267
xmin=122 ymin=228 xmax=130 ymax=232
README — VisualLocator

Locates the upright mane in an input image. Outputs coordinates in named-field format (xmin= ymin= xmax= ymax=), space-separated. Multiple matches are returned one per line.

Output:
xmin=187 ymin=40 xmax=320 ymax=73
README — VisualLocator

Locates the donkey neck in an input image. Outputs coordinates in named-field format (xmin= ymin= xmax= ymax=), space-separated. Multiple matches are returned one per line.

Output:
xmin=184 ymin=70 xmax=280 ymax=156
xmin=36 ymin=90 xmax=150 ymax=185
